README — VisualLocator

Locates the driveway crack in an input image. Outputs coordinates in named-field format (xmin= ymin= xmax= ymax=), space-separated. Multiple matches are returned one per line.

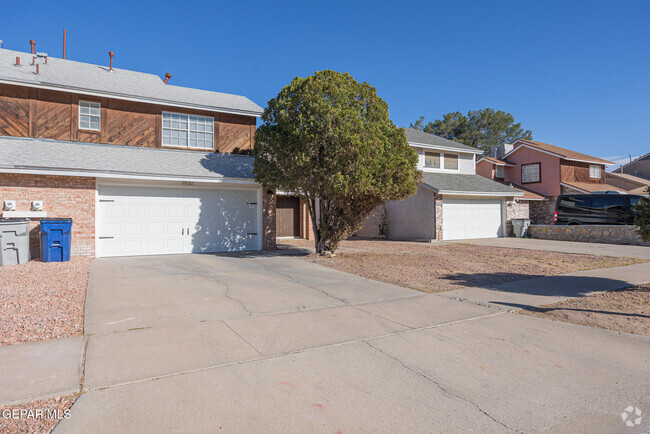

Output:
xmin=259 ymin=265 xmax=349 ymax=305
xmin=363 ymin=340 xmax=520 ymax=433
xmin=204 ymin=274 xmax=252 ymax=316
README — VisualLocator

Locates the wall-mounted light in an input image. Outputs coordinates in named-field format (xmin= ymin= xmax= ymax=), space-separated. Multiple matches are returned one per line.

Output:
xmin=3 ymin=200 xmax=16 ymax=211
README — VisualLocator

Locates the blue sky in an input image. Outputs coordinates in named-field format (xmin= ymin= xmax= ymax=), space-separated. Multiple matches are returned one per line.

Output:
xmin=1 ymin=0 xmax=648 ymax=168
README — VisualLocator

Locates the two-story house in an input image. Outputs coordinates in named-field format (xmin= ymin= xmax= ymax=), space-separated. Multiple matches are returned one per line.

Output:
xmin=477 ymin=139 xmax=618 ymax=224
xmin=0 ymin=46 xmax=277 ymax=258
xmin=357 ymin=128 xmax=527 ymax=241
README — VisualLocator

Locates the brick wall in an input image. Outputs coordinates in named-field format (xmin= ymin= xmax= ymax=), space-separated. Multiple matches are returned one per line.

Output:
xmin=505 ymin=199 xmax=530 ymax=236
xmin=262 ymin=189 xmax=277 ymax=250
xmin=529 ymin=198 xmax=556 ymax=224
xmin=434 ymin=194 xmax=443 ymax=240
xmin=299 ymin=198 xmax=314 ymax=241
xmin=0 ymin=174 xmax=95 ymax=257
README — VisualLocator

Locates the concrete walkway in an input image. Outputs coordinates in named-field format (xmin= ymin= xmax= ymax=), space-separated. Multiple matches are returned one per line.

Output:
xmin=2 ymin=250 xmax=649 ymax=432
xmin=462 ymin=237 xmax=650 ymax=259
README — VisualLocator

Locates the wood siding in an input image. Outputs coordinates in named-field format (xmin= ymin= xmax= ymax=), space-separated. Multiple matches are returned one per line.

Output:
xmin=0 ymin=83 xmax=256 ymax=153
xmin=560 ymin=160 xmax=605 ymax=184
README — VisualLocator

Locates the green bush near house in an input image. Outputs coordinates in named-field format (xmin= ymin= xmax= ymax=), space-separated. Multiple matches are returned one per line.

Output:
xmin=634 ymin=186 xmax=650 ymax=242
xmin=254 ymin=70 xmax=421 ymax=254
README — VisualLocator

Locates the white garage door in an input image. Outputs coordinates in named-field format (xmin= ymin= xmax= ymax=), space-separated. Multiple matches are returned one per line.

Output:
xmin=97 ymin=184 xmax=260 ymax=257
xmin=442 ymin=198 xmax=504 ymax=240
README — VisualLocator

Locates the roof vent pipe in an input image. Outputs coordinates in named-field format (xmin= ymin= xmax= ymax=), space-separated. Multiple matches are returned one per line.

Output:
xmin=15 ymin=56 xmax=20 ymax=66
xmin=30 ymin=40 xmax=35 ymax=54
xmin=63 ymin=29 xmax=67 ymax=59
xmin=109 ymin=51 xmax=114 ymax=71
xmin=35 ymin=64 xmax=39 ymax=74
xmin=164 ymin=73 xmax=172 ymax=84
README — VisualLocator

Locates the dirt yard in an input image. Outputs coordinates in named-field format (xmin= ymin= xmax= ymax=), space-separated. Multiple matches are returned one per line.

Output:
xmin=289 ymin=239 xmax=643 ymax=293
xmin=519 ymin=284 xmax=650 ymax=336
xmin=0 ymin=257 xmax=92 ymax=346
xmin=0 ymin=394 xmax=78 ymax=433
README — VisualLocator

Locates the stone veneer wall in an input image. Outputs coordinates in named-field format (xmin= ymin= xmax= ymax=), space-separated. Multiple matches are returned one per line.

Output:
xmin=0 ymin=174 xmax=96 ymax=257
xmin=529 ymin=224 xmax=648 ymax=246
xmin=529 ymin=198 xmax=556 ymax=225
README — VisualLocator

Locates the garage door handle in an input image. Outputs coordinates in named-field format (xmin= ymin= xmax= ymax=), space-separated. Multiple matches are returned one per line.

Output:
xmin=99 ymin=236 xmax=114 ymax=240
xmin=182 ymin=229 xmax=184 ymax=235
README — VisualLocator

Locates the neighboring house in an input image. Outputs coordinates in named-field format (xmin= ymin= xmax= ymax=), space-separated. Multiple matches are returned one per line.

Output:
xmin=476 ymin=139 xmax=617 ymax=224
xmin=606 ymin=172 xmax=650 ymax=194
xmin=611 ymin=153 xmax=650 ymax=180
xmin=0 ymin=46 xmax=277 ymax=258
xmin=357 ymin=128 xmax=524 ymax=241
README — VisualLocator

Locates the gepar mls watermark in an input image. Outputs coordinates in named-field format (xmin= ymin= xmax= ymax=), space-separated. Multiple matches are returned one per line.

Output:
xmin=1 ymin=408 xmax=71 ymax=421
xmin=621 ymin=406 xmax=643 ymax=427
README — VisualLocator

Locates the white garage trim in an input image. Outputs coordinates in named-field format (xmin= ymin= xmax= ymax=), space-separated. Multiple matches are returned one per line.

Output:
xmin=442 ymin=196 xmax=505 ymax=240
xmin=95 ymin=179 xmax=262 ymax=257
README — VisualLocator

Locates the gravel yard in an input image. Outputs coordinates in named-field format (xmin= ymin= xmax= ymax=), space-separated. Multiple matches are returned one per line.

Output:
xmin=519 ymin=284 xmax=650 ymax=336
xmin=0 ymin=257 xmax=92 ymax=346
xmin=0 ymin=394 xmax=78 ymax=433
xmin=291 ymin=239 xmax=643 ymax=293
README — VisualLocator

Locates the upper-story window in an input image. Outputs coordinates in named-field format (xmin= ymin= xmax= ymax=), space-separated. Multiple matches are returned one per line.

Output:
xmin=495 ymin=165 xmax=504 ymax=178
xmin=162 ymin=112 xmax=214 ymax=150
xmin=79 ymin=101 xmax=100 ymax=131
xmin=589 ymin=164 xmax=601 ymax=179
xmin=425 ymin=151 xmax=440 ymax=169
xmin=444 ymin=154 xmax=458 ymax=170
xmin=521 ymin=163 xmax=540 ymax=184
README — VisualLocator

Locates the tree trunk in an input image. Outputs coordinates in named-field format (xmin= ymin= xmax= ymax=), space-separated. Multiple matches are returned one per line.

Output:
xmin=307 ymin=196 xmax=323 ymax=253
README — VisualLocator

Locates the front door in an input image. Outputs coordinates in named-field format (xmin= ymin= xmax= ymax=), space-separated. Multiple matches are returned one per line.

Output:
xmin=276 ymin=196 xmax=300 ymax=237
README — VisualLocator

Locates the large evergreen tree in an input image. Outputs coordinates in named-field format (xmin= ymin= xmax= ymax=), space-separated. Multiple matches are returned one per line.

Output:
xmin=255 ymin=70 xmax=421 ymax=253
xmin=410 ymin=108 xmax=532 ymax=152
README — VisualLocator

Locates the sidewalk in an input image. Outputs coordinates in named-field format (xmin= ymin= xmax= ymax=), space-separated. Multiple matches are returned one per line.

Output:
xmin=439 ymin=261 xmax=650 ymax=310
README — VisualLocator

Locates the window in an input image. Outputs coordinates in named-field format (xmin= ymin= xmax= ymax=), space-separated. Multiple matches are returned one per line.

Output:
xmin=162 ymin=112 xmax=214 ymax=149
xmin=521 ymin=163 xmax=540 ymax=183
xmin=79 ymin=101 xmax=100 ymax=131
xmin=424 ymin=152 xmax=440 ymax=169
xmin=444 ymin=154 xmax=458 ymax=170
xmin=589 ymin=164 xmax=602 ymax=179
xmin=495 ymin=165 xmax=504 ymax=178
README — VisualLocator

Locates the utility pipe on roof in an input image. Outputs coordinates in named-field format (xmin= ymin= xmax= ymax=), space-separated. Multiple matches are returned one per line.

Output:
xmin=30 ymin=40 xmax=35 ymax=54
xmin=63 ymin=29 xmax=66 ymax=59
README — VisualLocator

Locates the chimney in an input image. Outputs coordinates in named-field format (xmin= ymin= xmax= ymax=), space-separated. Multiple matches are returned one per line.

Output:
xmin=30 ymin=40 xmax=35 ymax=54
xmin=109 ymin=51 xmax=114 ymax=71
xmin=63 ymin=29 xmax=67 ymax=59
xmin=164 ymin=73 xmax=172 ymax=84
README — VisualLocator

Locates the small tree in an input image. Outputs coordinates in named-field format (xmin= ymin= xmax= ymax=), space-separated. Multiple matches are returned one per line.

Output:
xmin=634 ymin=187 xmax=650 ymax=242
xmin=254 ymin=70 xmax=421 ymax=253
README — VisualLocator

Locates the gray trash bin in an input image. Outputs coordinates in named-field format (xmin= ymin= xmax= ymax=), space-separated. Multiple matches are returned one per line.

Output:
xmin=511 ymin=218 xmax=531 ymax=238
xmin=0 ymin=218 xmax=31 ymax=265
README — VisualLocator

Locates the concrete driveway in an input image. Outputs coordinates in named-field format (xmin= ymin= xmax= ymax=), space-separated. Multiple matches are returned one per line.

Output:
xmin=45 ymin=252 xmax=650 ymax=433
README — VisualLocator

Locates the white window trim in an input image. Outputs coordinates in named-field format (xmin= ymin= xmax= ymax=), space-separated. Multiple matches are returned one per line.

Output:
xmin=162 ymin=111 xmax=215 ymax=150
xmin=421 ymin=150 xmax=461 ymax=173
xmin=589 ymin=164 xmax=601 ymax=179
xmin=79 ymin=100 xmax=101 ymax=131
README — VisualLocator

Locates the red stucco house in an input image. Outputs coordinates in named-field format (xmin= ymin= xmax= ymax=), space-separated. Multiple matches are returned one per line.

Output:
xmin=477 ymin=139 xmax=618 ymax=224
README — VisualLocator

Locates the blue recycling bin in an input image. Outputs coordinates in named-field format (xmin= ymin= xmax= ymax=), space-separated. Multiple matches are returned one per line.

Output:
xmin=40 ymin=218 xmax=73 ymax=262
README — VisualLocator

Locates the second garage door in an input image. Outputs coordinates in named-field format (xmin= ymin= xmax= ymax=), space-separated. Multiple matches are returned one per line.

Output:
xmin=97 ymin=183 xmax=261 ymax=257
xmin=442 ymin=198 xmax=504 ymax=240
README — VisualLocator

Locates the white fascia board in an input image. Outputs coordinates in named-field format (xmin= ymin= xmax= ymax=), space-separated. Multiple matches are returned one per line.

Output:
xmin=476 ymin=157 xmax=513 ymax=166
xmin=504 ymin=143 xmax=613 ymax=165
xmin=0 ymin=78 xmax=263 ymax=118
xmin=409 ymin=142 xmax=483 ymax=154
xmin=0 ymin=167 xmax=258 ymax=185
xmin=438 ymin=190 xmax=524 ymax=197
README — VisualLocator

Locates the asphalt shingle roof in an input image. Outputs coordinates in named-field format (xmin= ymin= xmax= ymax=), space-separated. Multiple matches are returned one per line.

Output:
xmin=510 ymin=139 xmax=613 ymax=165
xmin=0 ymin=48 xmax=263 ymax=116
xmin=403 ymin=128 xmax=482 ymax=154
xmin=0 ymin=136 xmax=255 ymax=180
xmin=421 ymin=172 xmax=521 ymax=195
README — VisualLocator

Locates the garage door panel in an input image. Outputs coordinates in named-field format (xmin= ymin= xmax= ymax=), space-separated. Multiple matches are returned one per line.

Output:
xmin=98 ymin=184 xmax=260 ymax=257
xmin=443 ymin=198 xmax=503 ymax=241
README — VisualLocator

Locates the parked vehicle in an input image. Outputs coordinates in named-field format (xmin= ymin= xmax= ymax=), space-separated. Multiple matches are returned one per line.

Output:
xmin=554 ymin=193 xmax=645 ymax=225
